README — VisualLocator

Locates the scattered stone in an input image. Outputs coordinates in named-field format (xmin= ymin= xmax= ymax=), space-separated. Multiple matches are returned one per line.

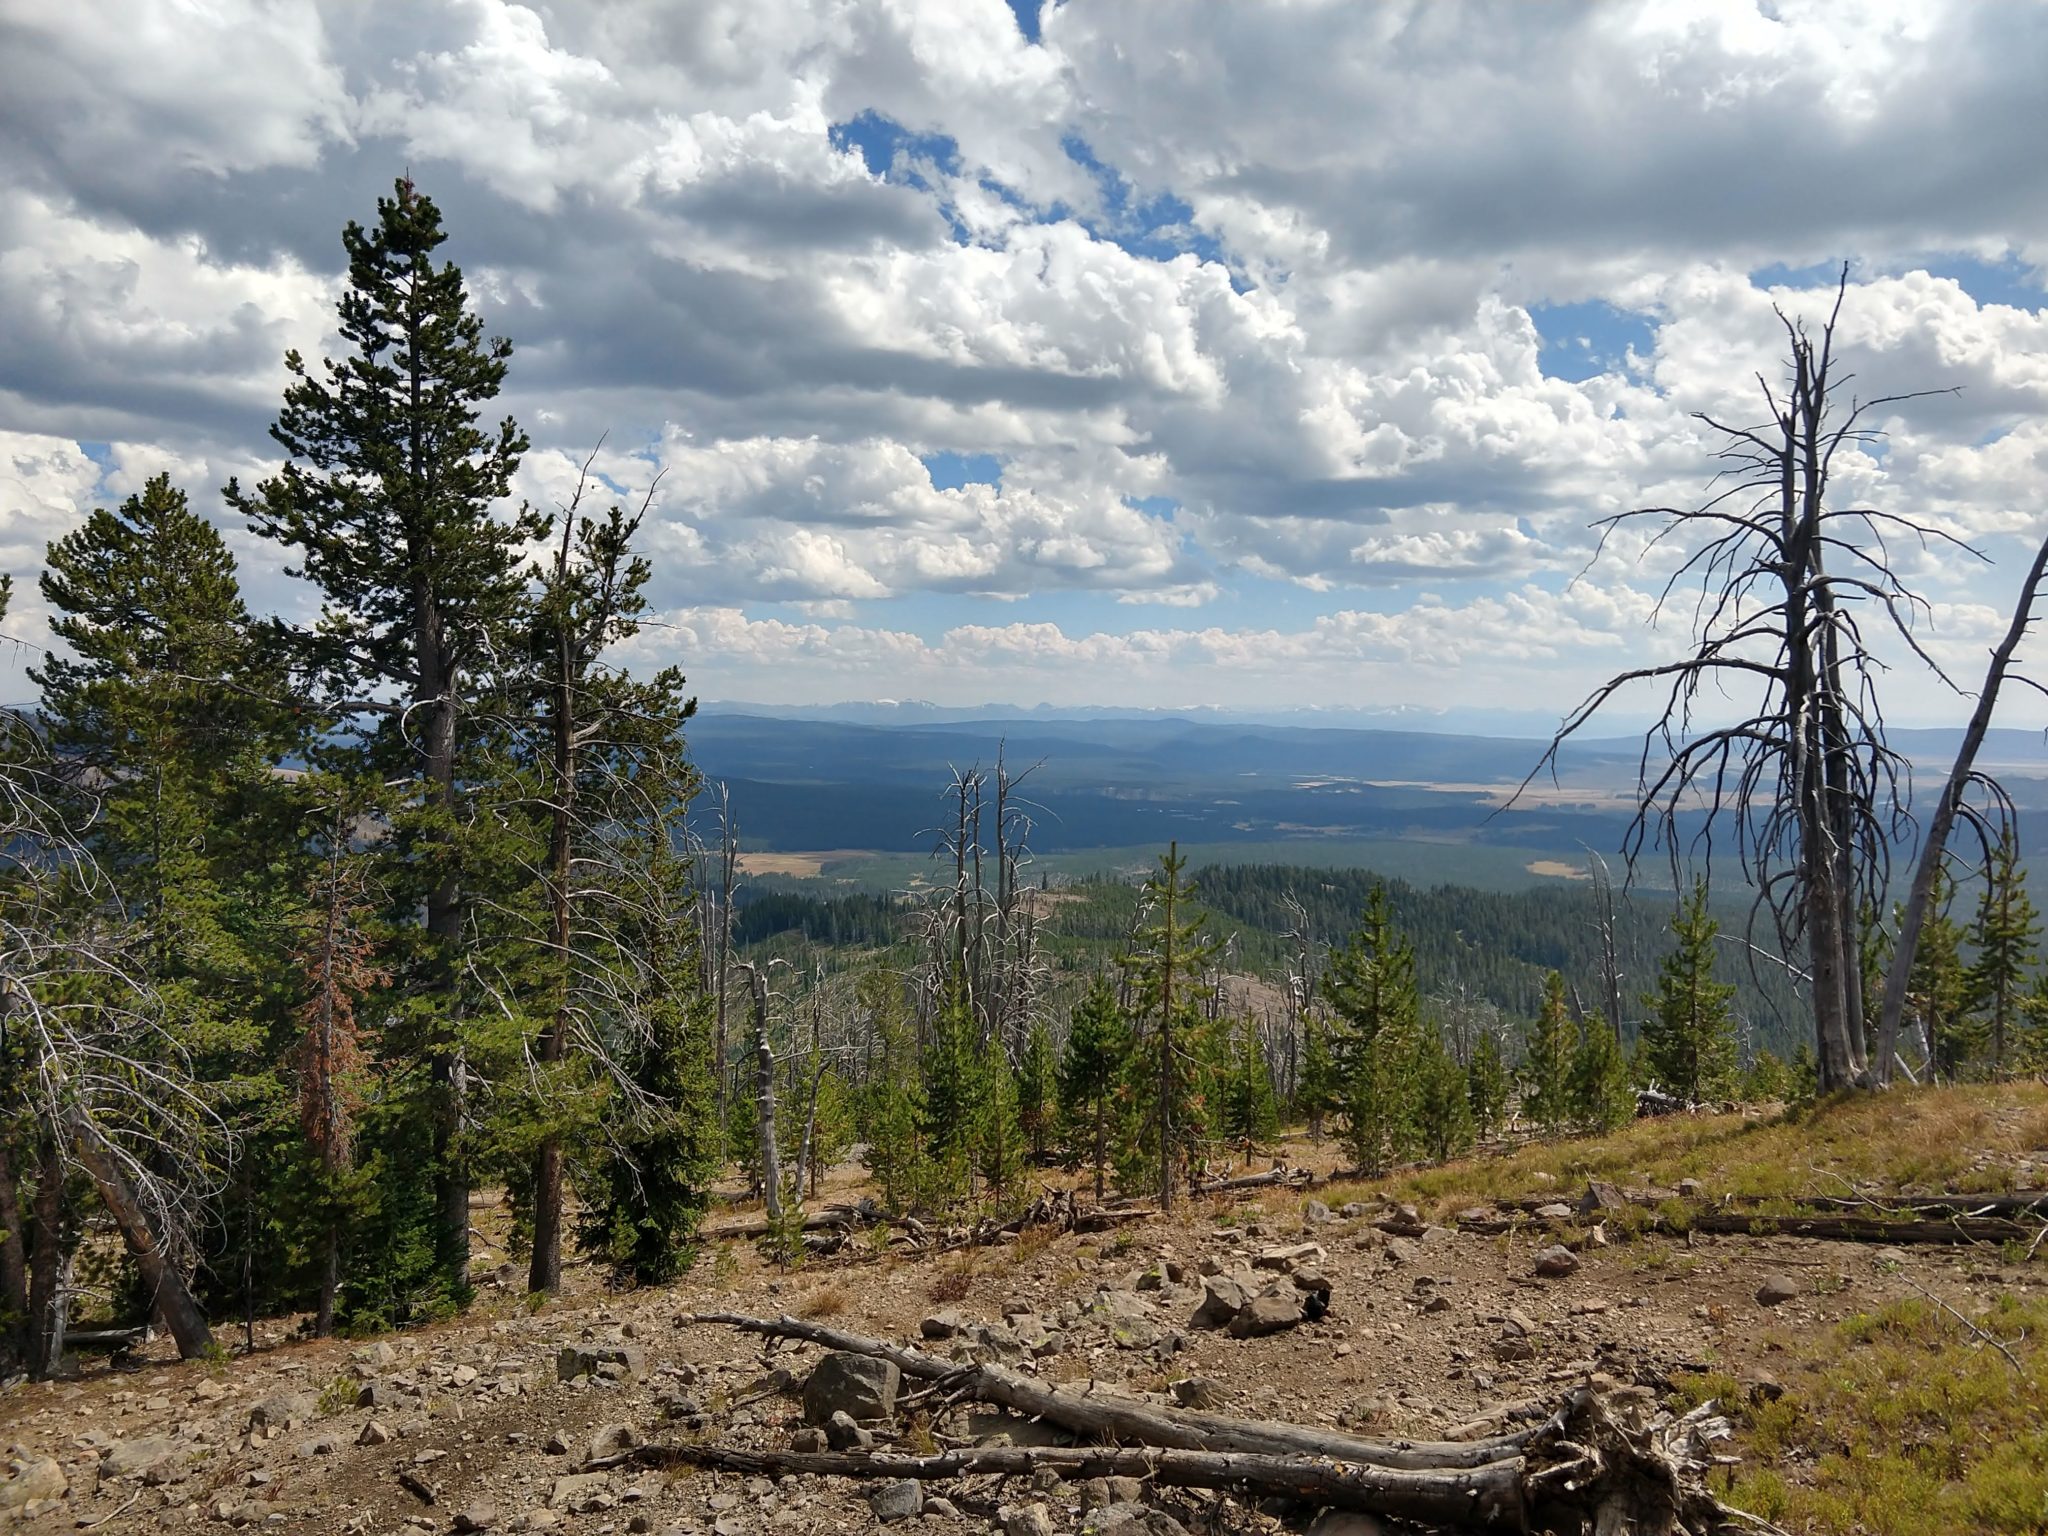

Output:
xmin=1169 ymin=1376 xmax=1223 ymax=1409
xmin=1533 ymin=1246 xmax=1581 ymax=1278
xmin=802 ymin=1353 xmax=900 ymax=1425
xmin=1580 ymin=1180 xmax=1629 ymax=1214
xmin=920 ymin=1310 xmax=967 ymax=1340
xmin=866 ymin=1479 xmax=922 ymax=1524
xmin=825 ymin=1411 xmax=874 ymax=1452
xmin=99 ymin=1434 xmax=186 ymax=1482
xmin=454 ymin=1500 xmax=499 ymax=1532
xmin=1337 ymin=1202 xmax=1371 ymax=1219
xmin=556 ymin=1342 xmax=647 ymax=1382
xmin=923 ymin=1496 xmax=963 ymax=1520
xmin=1303 ymin=1199 xmax=1334 ymax=1224
xmin=1533 ymin=1203 xmax=1574 ymax=1221
xmin=585 ymin=1424 xmax=639 ymax=1465
xmin=542 ymin=1431 xmax=572 ymax=1456
xmin=1492 ymin=1335 xmax=1538 ymax=1363
xmin=246 ymin=1390 xmax=316 ymax=1431
xmin=0 ymin=1457 xmax=67 ymax=1510
xmin=789 ymin=1428 xmax=828 ymax=1453
xmin=1383 ymin=1237 xmax=1423 ymax=1267
xmin=1755 ymin=1275 xmax=1802 ymax=1308
xmin=1000 ymin=1503 xmax=1057 ymax=1536
xmin=1083 ymin=1503 xmax=1189 ymax=1536
xmin=1189 ymin=1274 xmax=1251 ymax=1329
xmin=1253 ymin=1242 xmax=1325 ymax=1273
xmin=547 ymin=1474 xmax=610 ymax=1511
xmin=358 ymin=1380 xmax=404 ymax=1410
xmin=1227 ymin=1287 xmax=1305 ymax=1338
xmin=295 ymin=1434 xmax=342 ymax=1458
xmin=359 ymin=1421 xmax=393 ymax=1448
xmin=1677 ymin=1178 xmax=1705 ymax=1198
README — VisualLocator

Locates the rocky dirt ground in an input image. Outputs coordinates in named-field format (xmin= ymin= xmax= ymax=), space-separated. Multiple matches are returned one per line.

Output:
xmin=2 ymin=1150 xmax=2039 ymax=1536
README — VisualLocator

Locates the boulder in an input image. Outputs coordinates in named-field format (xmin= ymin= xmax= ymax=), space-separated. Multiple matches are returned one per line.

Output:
xmin=1580 ymin=1180 xmax=1629 ymax=1214
xmin=1189 ymin=1273 xmax=1251 ymax=1329
xmin=1755 ymin=1274 xmax=1802 ymax=1308
xmin=801 ymin=1352 xmax=900 ymax=1425
xmin=247 ymin=1391 xmax=316 ymax=1431
xmin=547 ymin=1473 xmax=610 ymax=1511
xmin=920 ymin=1310 xmax=967 ymax=1340
xmin=1168 ymin=1376 xmax=1223 ymax=1409
xmin=1532 ymin=1245 xmax=1581 ymax=1278
xmin=454 ymin=1500 xmax=500 ymax=1532
xmin=99 ymin=1435 xmax=186 ymax=1483
xmin=1253 ymin=1242 xmax=1325 ymax=1273
xmin=867 ymin=1479 xmax=923 ymax=1524
xmin=825 ymin=1410 xmax=873 ymax=1451
xmin=584 ymin=1423 xmax=639 ymax=1465
xmin=0 ymin=1457 xmax=67 ymax=1510
xmin=358 ymin=1421 xmax=392 ymax=1448
xmin=1533 ymin=1203 xmax=1575 ymax=1221
xmin=1226 ymin=1286 xmax=1305 ymax=1338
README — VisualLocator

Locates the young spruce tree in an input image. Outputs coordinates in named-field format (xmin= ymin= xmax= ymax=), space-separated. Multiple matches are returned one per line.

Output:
xmin=1640 ymin=881 xmax=1738 ymax=1105
xmin=1058 ymin=976 xmax=1129 ymax=1202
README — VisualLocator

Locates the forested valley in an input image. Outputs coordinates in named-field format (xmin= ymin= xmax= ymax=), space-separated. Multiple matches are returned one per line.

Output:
xmin=6 ymin=179 xmax=2048 ymax=1395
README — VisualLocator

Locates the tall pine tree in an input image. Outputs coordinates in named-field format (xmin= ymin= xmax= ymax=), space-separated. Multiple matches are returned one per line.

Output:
xmin=1640 ymin=881 xmax=1738 ymax=1105
xmin=1967 ymin=831 xmax=2038 ymax=1076
xmin=230 ymin=179 xmax=541 ymax=1295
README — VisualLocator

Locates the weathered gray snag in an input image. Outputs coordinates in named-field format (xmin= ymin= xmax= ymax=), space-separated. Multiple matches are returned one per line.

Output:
xmin=64 ymin=1111 xmax=212 ymax=1359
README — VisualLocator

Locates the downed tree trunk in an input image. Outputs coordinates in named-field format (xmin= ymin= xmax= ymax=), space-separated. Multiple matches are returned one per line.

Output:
xmin=642 ymin=1341 xmax=1742 ymax=1536
xmin=64 ymin=1111 xmax=213 ymax=1360
xmin=1463 ymin=1205 xmax=2030 ymax=1246
xmin=652 ymin=1442 xmax=1530 ymax=1532
xmin=681 ymin=1311 xmax=1537 ymax=1470
xmin=1192 ymin=1167 xmax=1314 ymax=1195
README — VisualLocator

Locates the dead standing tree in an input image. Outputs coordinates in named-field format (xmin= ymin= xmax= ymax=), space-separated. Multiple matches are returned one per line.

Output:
xmin=1524 ymin=277 xmax=1973 ymax=1093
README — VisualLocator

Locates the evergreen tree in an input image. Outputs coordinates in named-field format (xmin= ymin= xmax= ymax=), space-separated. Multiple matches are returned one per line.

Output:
xmin=1058 ymin=976 xmax=1130 ymax=1202
xmin=1466 ymin=1029 xmax=1510 ymax=1142
xmin=921 ymin=973 xmax=984 ymax=1207
xmin=858 ymin=975 xmax=929 ymax=1212
xmin=1217 ymin=1019 xmax=1278 ymax=1153
xmin=1967 ymin=831 xmax=2038 ymax=1076
xmin=1740 ymin=1049 xmax=1792 ymax=1103
xmin=1905 ymin=876 xmax=1972 ymax=1079
xmin=1295 ymin=1015 xmax=1339 ymax=1142
xmin=1640 ymin=881 xmax=1738 ymax=1105
xmin=1570 ymin=1014 xmax=1634 ymax=1133
xmin=1414 ymin=1024 xmax=1474 ymax=1163
xmin=973 ymin=1038 xmax=1029 ymax=1207
xmin=1520 ymin=971 xmax=1576 ymax=1137
xmin=1325 ymin=885 xmax=1421 ymax=1172
xmin=1016 ymin=1020 xmax=1058 ymax=1165
xmin=230 ymin=177 xmax=541 ymax=1292
xmin=1118 ymin=845 xmax=1217 ymax=1209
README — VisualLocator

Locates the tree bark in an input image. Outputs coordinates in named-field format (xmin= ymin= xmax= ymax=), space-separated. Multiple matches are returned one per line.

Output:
xmin=27 ymin=1132 xmax=62 ymax=1377
xmin=62 ymin=1113 xmax=212 ymax=1359
xmin=745 ymin=966 xmax=782 ymax=1219
xmin=0 ymin=1135 xmax=27 ymax=1370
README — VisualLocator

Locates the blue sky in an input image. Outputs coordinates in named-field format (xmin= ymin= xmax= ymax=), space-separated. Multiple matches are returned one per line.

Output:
xmin=4 ymin=0 xmax=2048 ymax=725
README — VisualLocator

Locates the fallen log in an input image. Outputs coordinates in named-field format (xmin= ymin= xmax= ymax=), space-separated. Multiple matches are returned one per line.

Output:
xmin=1462 ymin=1205 xmax=2029 ymax=1246
xmin=680 ymin=1311 xmax=1537 ymax=1470
xmin=652 ymin=1442 xmax=1530 ymax=1532
xmin=636 ymin=1365 xmax=1743 ymax=1536
xmin=1192 ymin=1167 xmax=1314 ymax=1195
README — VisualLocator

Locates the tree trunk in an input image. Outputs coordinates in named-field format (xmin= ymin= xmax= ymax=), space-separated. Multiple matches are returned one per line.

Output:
xmin=315 ymin=1221 xmax=339 ymax=1339
xmin=0 ymin=1135 xmax=27 ymax=1371
xmin=27 ymin=1132 xmax=62 ymax=1377
xmin=529 ymin=547 xmax=578 ymax=1295
xmin=747 ymin=967 xmax=781 ymax=1219
xmin=62 ymin=1114 xmax=212 ymax=1359
xmin=1877 ymin=534 xmax=2048 ymax=1083
xmin=1159 ymin=841 xmax=1176 ymax=1213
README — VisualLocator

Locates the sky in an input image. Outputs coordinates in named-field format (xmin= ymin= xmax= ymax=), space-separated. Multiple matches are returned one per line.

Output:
xmin=3 ymin=0 xmax=2048 ymax=726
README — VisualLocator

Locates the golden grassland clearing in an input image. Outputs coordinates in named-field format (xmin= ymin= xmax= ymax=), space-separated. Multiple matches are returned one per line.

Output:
xmin=732 ymin=849 xmax=875 ymax=877
xmin=1525 ymin=858 xmax=1593 ymax=879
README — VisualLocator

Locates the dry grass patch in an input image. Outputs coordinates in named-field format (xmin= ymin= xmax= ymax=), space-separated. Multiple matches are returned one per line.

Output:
xmin=795 ymin=1283 xmax=850 ymax=1319
xmin=1329 ymin=1082 xmax=2048 ymax=1221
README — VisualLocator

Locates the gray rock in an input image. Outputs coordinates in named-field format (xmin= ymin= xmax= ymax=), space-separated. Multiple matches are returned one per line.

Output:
xmin=454 ymin=1500 xmax=500 ymax=1532
xmin=789 ymin=1428 xmax=828 ymax=1453
xmin=803 ymin=1352 xmax=900 ymax=1425
xmin=1383 ymin=1236 xmax=1423 ymax=1267
xmin=358 ymin=1421 xmax=393 ymax=1447
xmin=920 ymin=1309 xmax=967 ymax=1340
xmin=1533 ymin=1203 xmax=1575 ymax=1221
xmin=1253 ymin=1242 xmax=1324 ymax=1272
xmin=99 ymin=1435 xmax=186 ymax=1482
xmin=1580 ymin=1180 xmax=1629 ymax=1214
xmin=1532 ymin=1245 xmax=1581 ymax=1278
xmin=1226 ymin=1287 xmax=1304 ymax=1338
xmin=1189 ymin=1273 xmax=1251 ymax=1328
xmin=585 ymin=1423 xmax=639 ymax=1465
xmin=866 ymin=1479 xmax=922 ymax=1524
xmin=824 ymin=1410 xmax=874 ymax=1451
xmin=1083 ymin=1504 xmax=1188 ymax=1536
xmin=923 ymin=1496 xmax=963 ymax=1520
xmin=556 ymin=1343 xmax=647 ymax=1382
xmin=247 ymin=1391 xmax=316 ymax=1430
xmin=1303 ymin=1199 xmax=1334 ymax=1224
xmin=357 ymin=1380 xmax=404 ymax=1410
xmin=548 ymin=1473 xmax=610 ymax=1510
xmin=1001 ymin=1503 xmax=1057 ymax=1536
xmin=0 ymin=1456 xmax=67 ymax=1509
xmin=1168 ymin=1377 xmax=1222 ymax=1409
xmin=1755 ymin=1274 xmax=1802 ymax=1307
